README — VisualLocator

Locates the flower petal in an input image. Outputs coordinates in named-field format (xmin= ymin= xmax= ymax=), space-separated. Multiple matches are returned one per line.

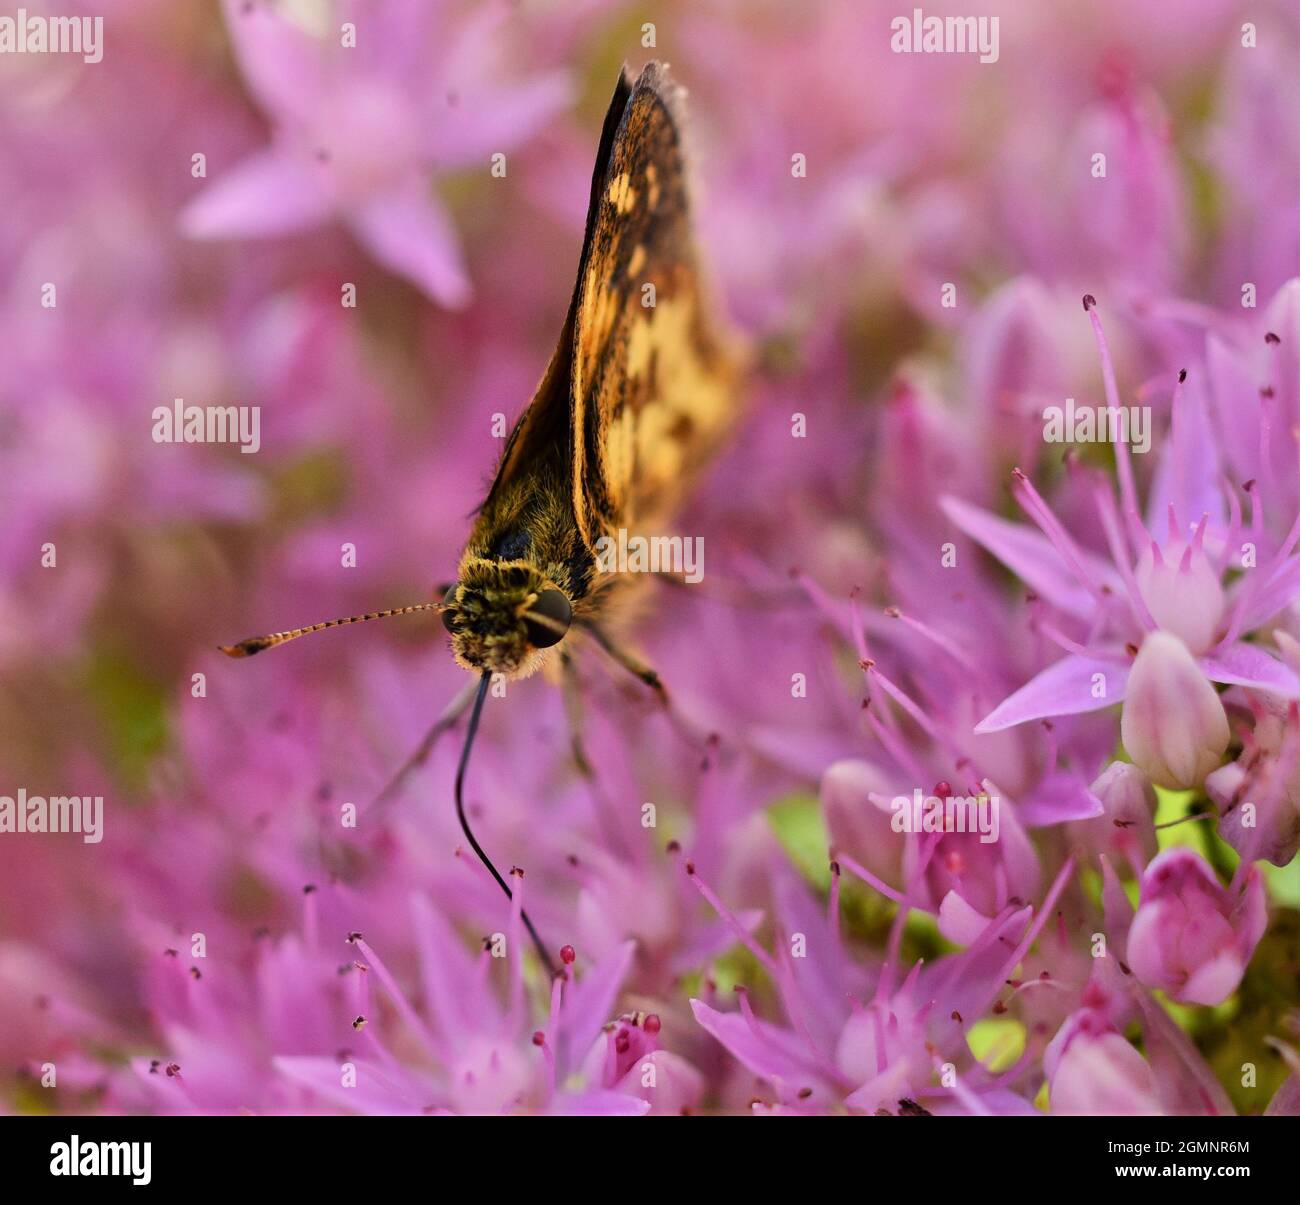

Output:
xmin=549 ymin=1089 xmax=651 ymax=1117
xmin=1232 ymin=555 xmax=1300 ymax=634
xmin=689 ymin=998 xmax=825 ymax=1089
xmin=410 ymin=893 xmax=502 ymax=1050
xmin=350 ymin=183 xmax=471 ymax=307
xmin=1200 ymin=641 xmax=1300 ymax=698
xmin=1146 ymin=372 xmax=1225 ymax=542
xmin=273 ymin=1055 xmax=426 ymax=1115
xmin=1017 ymin=770 xmax=1105 ymax=827
xmin=180 ymin=149 xmax=333 ymax=239
xmin=940 ymin=495 xmax=1121 ymax=618
xmin=937 ymin=890 xmax=995 ymax=945
xmin=975 ymin=655 xmax=1129 ymax=733
xmin=1205 ymin=333 xmax=1262 ymax=483
xmin=220 ymin=0 xmax=327 ymax=123
xmin=430 ymin=73 xmax=573 ymax=167
xmin=559 ymin=940 xmax=636 ymax=1073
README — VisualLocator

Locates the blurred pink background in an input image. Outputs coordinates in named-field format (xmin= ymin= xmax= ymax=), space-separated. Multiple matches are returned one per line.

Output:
xmin=1 ymin=0 xmax=1297 ymax=1115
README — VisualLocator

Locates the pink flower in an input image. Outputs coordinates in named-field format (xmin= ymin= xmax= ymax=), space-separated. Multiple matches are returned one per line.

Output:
xmin=1204 ymin=697 xmax=1300 ymax=866
xmin=181 ymin=1 xmax=569 ymax=305
xmin=1126 ymin=849 xmax=1268 ymax=1006
xmin=952 ymin=295 xmax=1300 ymax=740
xmin=5 ymin=1 xmax=1297 ymax=1121
xmin=687 ymin=854 xmax=1076 ymax=1115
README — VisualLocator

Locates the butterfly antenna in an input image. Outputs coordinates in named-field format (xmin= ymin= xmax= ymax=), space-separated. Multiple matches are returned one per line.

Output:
xmin=219 ymin=603 xmax=443 ymax=657
xmin=456 ymin=671 xmax=558 ymax=977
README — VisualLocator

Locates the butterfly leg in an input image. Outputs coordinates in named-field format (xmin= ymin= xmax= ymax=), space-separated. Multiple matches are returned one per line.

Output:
xmin=577 ymin=624 xmax=721 ymax=764
xmin=369 ymin=675 xmax=480 ymax=809
xmin=559 ymin=649 xmax=596 ymax=778
xmin=579 ymin=622 xmax=669 ymax=705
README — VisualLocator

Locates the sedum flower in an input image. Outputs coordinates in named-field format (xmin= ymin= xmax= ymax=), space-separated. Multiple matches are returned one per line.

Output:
xmin=1204 ymin=698 xmax=1300 ymax=867
xmin=687 ymin=853 xmax=1076 ymax=1115
xmin=181 ymin=0 xmax=569 ymax=305
xmin=949 ymin=292 xmax=1300 ymax=742
xmin=1126 ymin=849 xmax=1267 ymax=1006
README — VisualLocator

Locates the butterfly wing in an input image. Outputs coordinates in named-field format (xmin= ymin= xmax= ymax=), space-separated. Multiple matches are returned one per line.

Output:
xmin=569 ymin=62 xmax=739 ymax=546
xmin=480 ymin=68 xmax=636 ymax=526
xmin=474 ymin=62 xmax=737 ymax=576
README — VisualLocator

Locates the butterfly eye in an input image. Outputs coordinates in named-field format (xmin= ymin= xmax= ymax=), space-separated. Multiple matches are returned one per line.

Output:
xmin=524 ymin=588 xmax=571 ymax=649
xmin=440 ymin=584 xmax=459 ymax=633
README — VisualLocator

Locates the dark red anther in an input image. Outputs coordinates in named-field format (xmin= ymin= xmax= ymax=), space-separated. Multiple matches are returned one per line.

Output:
xmin=560 ymin=945 xmax=576 ymax=965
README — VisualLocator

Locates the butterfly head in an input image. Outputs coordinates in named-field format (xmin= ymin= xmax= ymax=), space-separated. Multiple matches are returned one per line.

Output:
xmin=441 ymin=560 xmax=573 ymax=677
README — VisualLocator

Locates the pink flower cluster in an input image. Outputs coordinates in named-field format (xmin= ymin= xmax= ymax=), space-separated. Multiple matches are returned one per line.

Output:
xmin=1 ymin=0 xmax=1298 ymax=1117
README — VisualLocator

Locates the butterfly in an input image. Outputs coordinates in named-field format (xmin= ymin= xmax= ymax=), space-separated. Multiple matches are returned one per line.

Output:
xmin=221 ymin=62 xmax=740 ymax=972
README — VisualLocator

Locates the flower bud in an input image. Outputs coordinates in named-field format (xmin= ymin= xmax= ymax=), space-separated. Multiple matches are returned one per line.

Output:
xmin=1044 ymin=1009 xmax=1162 ymax=1115
xmin=1126 ymin=848 xmax=1267 ymax=1005
xmin=1079 ymin=761 xmax=1157 ymax=862
xmin=821 ymin=759 xmax=901 ymax=883
xmin=1120 ymin=631 xmax=1228 ymax=789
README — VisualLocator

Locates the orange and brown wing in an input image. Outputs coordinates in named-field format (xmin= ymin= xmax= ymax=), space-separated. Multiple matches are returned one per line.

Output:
xmin=569 ymin=62 xmax=739 ymax=545
xmin=479 ymin=62 xmax=737 ymax=556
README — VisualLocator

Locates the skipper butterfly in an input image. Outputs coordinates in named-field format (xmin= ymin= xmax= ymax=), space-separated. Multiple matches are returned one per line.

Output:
xmin=221 ymin=62 xmax=740 ymax=971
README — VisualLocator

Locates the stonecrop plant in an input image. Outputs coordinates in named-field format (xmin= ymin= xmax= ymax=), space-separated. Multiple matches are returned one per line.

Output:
xmin=0 ymin=0 xmax=1296 ymax=1123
